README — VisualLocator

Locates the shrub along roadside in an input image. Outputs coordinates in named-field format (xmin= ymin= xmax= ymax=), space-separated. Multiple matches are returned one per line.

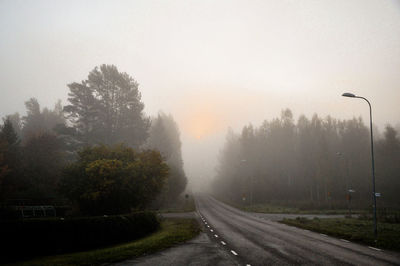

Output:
xmin=10 ymin=218 xmax=200 ymax=266
xmin=280 ymin=217 xmax=400 ymax=251
xmin=1 ymin=212 xmax=159 ymax=263
xmin=153 ymin=194 xmax=196 ymax=213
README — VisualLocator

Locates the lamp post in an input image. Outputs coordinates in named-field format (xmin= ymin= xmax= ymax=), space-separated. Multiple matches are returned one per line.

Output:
xmin=342 ymin=92 xmax=377 ymax=240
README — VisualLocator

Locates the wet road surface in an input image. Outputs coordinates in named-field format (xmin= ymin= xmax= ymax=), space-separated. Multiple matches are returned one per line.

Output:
xmin=113 ymin=194 xmax=400 ymax=265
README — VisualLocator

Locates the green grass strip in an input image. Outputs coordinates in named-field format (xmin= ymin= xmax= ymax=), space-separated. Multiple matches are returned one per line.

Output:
xmin=241 ymin=203 xmax=367 ymax=215
xmin=11 ymin=218 xmax=200 ymax=266
xmin=280 ymin=217 xmax=400 ymax=251
xmin=215 ymin=196 xmax=366 ymax=215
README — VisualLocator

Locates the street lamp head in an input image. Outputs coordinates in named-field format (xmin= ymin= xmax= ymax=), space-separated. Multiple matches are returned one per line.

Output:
xmin=342 ymin=92 xmax=356 ymax=98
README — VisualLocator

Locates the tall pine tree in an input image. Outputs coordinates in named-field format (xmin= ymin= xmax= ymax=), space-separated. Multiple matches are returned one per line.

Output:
xmin=64 ymin=65 xmax=150 ymax=147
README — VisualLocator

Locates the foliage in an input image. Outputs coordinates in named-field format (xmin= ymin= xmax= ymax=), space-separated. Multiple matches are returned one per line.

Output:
xmin=22 ymin=133 xmax=65 ymax=199
xmin=146 ymin=112 xmax=187 ymax=203
xmin=11 ymin=218 xmax=199 ymax=266
xmin=64 ymin=64 xmax=150 ymax=147
xmin=375 ymin=125 xmax=400 ymax=205
xmin=0 ymin=139 xmax=10 ymax=197
xmin=22 ymin=98 xmax=65 ymax=141
xmin=59 ymin=144 xmax=169 ymax=215
xmin=281 ymin=217 xmax=400 ymax=251
xmin=0 ymin=65 xmax=186 ymax=207
xmin=213 ymin=109 xmax=400 ymax=210
xmin=0 ymin=118 xmax=21 ymax=201
xmin=0 ymin=100 xmax=68 ymax=202
xmin=1 ymin=212 xmax=160 ymax=263
xmin=1 ymin=117 xmax=20 ymax=147
xmin=4 ymin=113 xmax=22 ymax=138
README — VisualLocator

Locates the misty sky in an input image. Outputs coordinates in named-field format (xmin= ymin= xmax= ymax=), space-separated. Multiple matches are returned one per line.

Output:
xmin=1 ymin=0 xmax=400 ymax=189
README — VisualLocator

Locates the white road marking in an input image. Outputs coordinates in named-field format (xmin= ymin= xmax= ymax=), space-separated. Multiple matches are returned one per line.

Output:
xmin=341 ymin=239 xmax=350 ymax=243
xmin=221 ymin=241 xmax=226 ymax=245
xmin=210 ymin=229 xmax=214 ymax=232
xmin=214 ymin=234 xmax=218 ymax=238
xmin=320 ymin=233 xmax=328 ymax=237
xmin=231 ymin=250 xmax=238 ymax=256
xmin=246 ymin=264 xmax=251 ymax=266
xmin=369 ymin=246 xmax=382 ymax=251
xmin=207 ymin=225 xmax=210 ymax=228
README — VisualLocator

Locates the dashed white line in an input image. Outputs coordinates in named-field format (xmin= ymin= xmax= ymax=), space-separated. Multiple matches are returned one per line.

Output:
xmin=210 ymin=229 xmax=214 ymax=232
xmin=341 ymin=239 xmax=350 ymax=243
xmin=246 ymin=264 xmax=251 ymax=266
xmin=368 ymin=246 xmax=382 ymax=251
xmin=231 ymin=250 xmax=238 ymax=256
xmin=214 ymin=234 xmax=218 ymax=238
xmin=207 ymin=225 xmax=210 ymax=228
xmin=221 ymin=241 xmax=226 ymax=245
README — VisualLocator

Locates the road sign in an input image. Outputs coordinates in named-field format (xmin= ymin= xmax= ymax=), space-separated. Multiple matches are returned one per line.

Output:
xmin=375 ymin=192 xmax=381 ymax=197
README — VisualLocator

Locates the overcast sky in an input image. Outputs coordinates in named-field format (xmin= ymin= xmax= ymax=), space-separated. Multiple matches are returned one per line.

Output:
xmin=1 ymin=0 xmax=400 ymax=189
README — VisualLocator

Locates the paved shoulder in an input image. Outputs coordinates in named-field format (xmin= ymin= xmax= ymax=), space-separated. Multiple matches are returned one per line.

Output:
xmin=111 ymin=232 xmax=239 ymax=266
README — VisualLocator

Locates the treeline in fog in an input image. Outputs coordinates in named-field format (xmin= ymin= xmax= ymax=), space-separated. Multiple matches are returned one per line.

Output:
xmin=213 ymin=109 xmax=400 ymax=209
xmin=0 ymin=64 xmax=187 ymax=216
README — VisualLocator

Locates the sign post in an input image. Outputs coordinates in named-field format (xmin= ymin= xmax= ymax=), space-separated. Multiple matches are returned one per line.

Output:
xmin=347 ymin=189 xmax=355 ymax=217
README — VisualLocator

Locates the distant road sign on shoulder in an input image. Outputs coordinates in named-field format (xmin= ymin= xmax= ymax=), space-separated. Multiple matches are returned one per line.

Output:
xmin=375 ymin=192 xmax=381 ymax=197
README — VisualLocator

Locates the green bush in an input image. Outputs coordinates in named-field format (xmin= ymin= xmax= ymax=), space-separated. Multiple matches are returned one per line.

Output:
xmin=59 ymin=144 xmax=169 ymax=215
xmin=1 ymin=211 xmax=159 ymax=263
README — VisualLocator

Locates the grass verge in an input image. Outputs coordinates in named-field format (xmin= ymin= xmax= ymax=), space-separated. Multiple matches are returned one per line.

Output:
xmin=218 ymin=198 xmax=364 ymax=215
xmin=280 ymin=217 xmax=400 ymax=251
xmin=242 ymin=203 xmax=366 ymax=215
xmin=10 ymin=218 xmax=200 ymax=266
xmin=213 ymin=195 xmax=367 ymax=215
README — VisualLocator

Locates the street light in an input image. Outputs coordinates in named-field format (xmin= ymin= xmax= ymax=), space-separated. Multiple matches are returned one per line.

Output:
xmin=342 ymin=92 xmax=377 ymax=240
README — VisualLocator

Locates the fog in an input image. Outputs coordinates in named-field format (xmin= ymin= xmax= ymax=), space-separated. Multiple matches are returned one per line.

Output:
xmin=1 ymin=0 xmax=400 ymax=191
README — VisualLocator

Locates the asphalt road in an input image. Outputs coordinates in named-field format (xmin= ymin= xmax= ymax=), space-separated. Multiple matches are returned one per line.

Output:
xmin=115 ymin=194 xmax=400 ymax=265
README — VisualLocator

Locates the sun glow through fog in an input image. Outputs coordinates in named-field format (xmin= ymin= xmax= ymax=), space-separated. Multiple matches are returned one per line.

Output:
xmin=176 ymin=88 xmax=275 ymax=140
xmin=187 ymin=111 xmax=219 ymax=139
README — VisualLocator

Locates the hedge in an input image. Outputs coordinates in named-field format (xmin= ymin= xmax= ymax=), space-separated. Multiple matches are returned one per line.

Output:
xmin=1 ymin=211 xmax=160 ymax=263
